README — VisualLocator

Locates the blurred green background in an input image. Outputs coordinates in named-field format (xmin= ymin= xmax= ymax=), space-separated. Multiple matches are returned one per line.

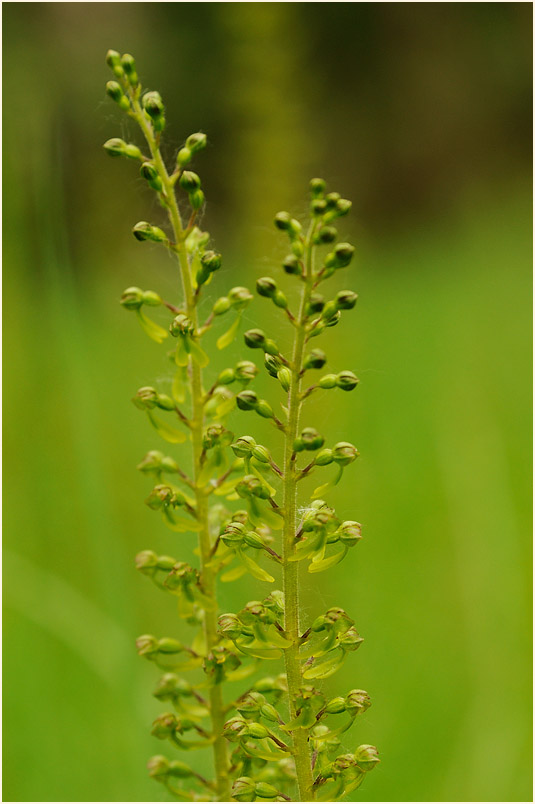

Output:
xmin=3 ymin=3 xmax=532 ymax=802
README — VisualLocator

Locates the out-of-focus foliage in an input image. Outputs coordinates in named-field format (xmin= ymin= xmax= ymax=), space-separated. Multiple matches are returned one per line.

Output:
xmin=3 ymin=3 xmax=531 ymax=802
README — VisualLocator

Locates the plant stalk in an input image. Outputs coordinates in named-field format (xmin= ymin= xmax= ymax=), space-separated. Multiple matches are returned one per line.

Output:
xmin=131 ymin=96 xmax=231 ymax=802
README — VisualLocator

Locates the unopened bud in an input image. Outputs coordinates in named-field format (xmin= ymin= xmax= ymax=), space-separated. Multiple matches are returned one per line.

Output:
xmin=121 ymin=286 xmax=143 ymax=310
xmin=317 ymin=226 xmax=337 ymax=244
xmin=346 ymin=689 xmax=371 ymax=715
xmin=103 ymin=138 xmax=142 ymax=160
xmin=354 ymin=744 xmax=380 ymax=772
xmin=176 ymin=147 xmax=192 ymax=167
xmin=332 ymin=441 xmax=359 ymax=465
xmin=319 ymin=373 xmax=337 ymax=389
xmin=136 ymin=634 xmax=159 ymax=656
xmin=310 ymin=177 xmax=326 ymax=196
xmin=135 ymin=550 xmax=158 ymax=572
xmin=304 ymin=349 xmax=327 ymax=370
xmin=186 ymin=132 xmax=207 ymax=153
xmin=338 ymin=521 xmax=362 ymax=546
xmin=201 ymin=250 xmax=221 ymax=273
xmin=244 ymin=722 xmax=269 ymax=739
xmin=121 ymin=53 xmax=138 ymax=85
xmin=189 ymin=189 xmax=204 ymax=209
xmin=213 ymin=296 xmax=231 ymax=315
xmin=314 ymin=448 xmax=333 ymax=466
xmin=132 ymin=221 xmax=167 ymax=243
xmin=283 ymin=254 xmax=302 ymax=275
xmin=236 ymin=390 xmax=258 ymax=411
xmin=256 ymin=277 xmax=277 ymax=297
xmin=143 ymin=91 xmax=165 ymax=120
xmin=234 ymin=361 xmax=258 ymax=382
xmin=256 ymin=399 xmax=275 ymax=419
xmin=140 ymin=162 xmax=163 ymax=191
xmin=334 ymin=242 xmax=355 ymax=266
xmin=229 ymin=286 xmax=253 ymax=308
xmin=336 ymin=370 xmax=359 ymax=391
xmin=336 ymin=289 xmax=358 ymax=310
xmin=179 ymin=170 xmax=201 ymax=192
xmin=147 ymin=755 xmax=170 ymax=779
xmin=274 ymin=211 xmax=292 ymax=230
xmin=325 ymin=696 xmax=347 ymax=714
xmin=232 ymin=777 xmax=257 ymax=801
xmin=277 ymin=367 xmax=291 ymax=392
xmin=218 ymin=613 xmax=243 ymax=639
xmin=151 ymin=712 xmax=177 ymax=739
xmin=306 ymin=293 xmax=325 ymax=314
xmin=255 ymin=781 xmax=279 ymax=799
xmin=244 ymin=329 xmax=266 ymax=349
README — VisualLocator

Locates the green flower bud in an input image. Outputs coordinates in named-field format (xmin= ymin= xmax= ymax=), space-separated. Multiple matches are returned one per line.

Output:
xmin=213 ymin=296 xmax=231 ymax=315
xmin=145 ymin=484 xmax=174 ymax=510
xmin=132 ymin=221 xmax=167 ymax=243
xmin=176 ymin=147 xmax=192 ymax=167
xmin=189 ymin=189 xmax=204 ymax=209
xmin=277 ymin=367 xmax=291 ymax=392
xmin=264 ymin=354 xmax=282 ymax=378
xmin=354 ymin=744 xmax=380 ymax=772
xmin=345 ymin=689 xmax=371 ymax=715
xmin=334 ymin=242 xmax=355 ymax=266
xmin=321 ymin=300 xmax=338 ymax=321
xmin=339 ymin=626 xmax=364 ymax=651
xmin=234 ymin=361 xmax=258 ymax=382
xmin=203 ymin=424 xmax=233 ymax=449
xmin=314 ymin=448 xmax=333 ymax=466
xmin=106 ymin=49 xmax=122 ymax=70
xmin=135 ymin=550 xmax=158 ymax=572
xmin=325 ymin=696 xmax=347 ymax=714
xmin=147 ymin=755 xmax=170 ymax=779
xmin=153 ymin=673 xmax=190 ymax=701
xmin=263 ymin=338 xmax=280 ymax=357
xmin=186 ymin=132 xmax=207 ymax=153
xmin=304 ymin=349 xmax=327 ymax=370
xmin=255 ymin=781 xmax=279 ymax=799
xmin=274 ymin=211 xmax=292 ymax=230
xmin=218 ymin=613 xmax=243 ymax=639
xmin=105 ymin=80 xmax=123 ymax=102
xmin=229 ymin=286 xmax=254 ymax=308
xmin=252 ymin=444 xmax=270 ymax=463
xmin=244 ymin=722 xmax=269 ymax=739
xmin=311 ymin=198 xmax=327 ymax=216
xmin=319 ymin=373 xmax=337 ymax=389
xmin=179 ymin=170 xmax=201 ymax=192
xmin=221 ymin=521 xmax=247 ymax=546
xmin=273 ymin=289 xmax=288 ymax=308
xmin=136 ymin=634 xmax=159 ymax=656
xmin=325 ymin=310 xmax=341 ymax=327
xmin=121 ymin=286 xmax=144 ymax=310
xmin=232 ymin=777 xmax=257 ymax=801
xmin=325 ymin=192 xmax=341 ymax=208
xmin=336 ymin=370 xmax=359 ymax=391
xmin=121 ymin=53 xmax=138 ymax=85
xmin=244 ymin=329 xmax=266 ymax=349
xmin=169 ymin=313 xmax=194 ymax=337
xmin=133 ymin=386 xmax=158 ymax=409
xmin=237 ymin=692 xmax=264 ymax=716
xmin=103 ymin=138 xmax=142 ymax=160
xmin=317 ymin=226 xmax=337 ymax=244
xmin=258 ymin=702 xmax=280 ymax=723
xmin=336 ymin=198 xmax=352 ymax=216
xmin=338 ymin=521 xmax=362 ymax=546
xmin=217 ymin=367 xmax=235 ymax=385
xmin=223 ymin=717 xmax=248 ymax=742
xmin=256 ymin=276 xmax=277 ymax=297
xmin=168 ymin=760 xmax=195 ymax=779
xmin=158 ymin=636 xmax=184 ymax=654
xmin=151 ymin=712 xmax=177 ymax=739
xmin=143 ymin=91 xmax=165 ymax=119
xmin=140 ymin=162 xmax=163 ymax=191
xmin=297 ymin=427 xmax=324 ymax=451
xmin=201 ymin=250 xmax=222 ymax=273
xmin=231 ymin=435 xmax=256 ymax=457
xmin=256 ymin=399 xmax=275 ymax=419
xmin=310 ymin=177 xmax=326 ymax=196
xmin=142 ymin=290 xmax=162 ymax=306
xmin=243 ymin=530 xmax=266 ymax=549
xmin=236 ymin=390 xmax=258 ymax=411
xmin=306 ymin=293 xmax=325 ymax=314
xmin=283 ymin=254 xmax=302 ymax=275
xmin=332 ymin=441 xmax=359 ymax=465
xmin=237 ymin=475 xmax=270 ymax=501
xmin=336 ymin=289 xmax=358 ymax=310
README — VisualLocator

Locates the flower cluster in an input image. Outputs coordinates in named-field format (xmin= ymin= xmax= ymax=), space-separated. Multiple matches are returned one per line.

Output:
xmin=104 ymin=50 xmax=378 ymax=802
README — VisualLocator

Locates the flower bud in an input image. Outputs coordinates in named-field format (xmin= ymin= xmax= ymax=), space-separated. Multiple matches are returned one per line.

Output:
xmin=256 ymin=277 xmax=277 ymax=297
xmin=232 ymin=777 xmax=257 ymax=801
xmin=296 ymin=427 xmax=324 ymax=451
xmin=133 ymin=386 xmax=158 ymax=409
xmin=339 ymin=626 xmax=364 ymax=651
xmin=135 ymin=550 xmax=158 ymax=572
xmin=142 ymin=290 xmax=162 ymax=306
xmin=136 ymin=634 xmax=159 ymax=656
xmin=221 ymin=521 xmax=246 ymax=546
xmin=236 ymin=390 xmax=258 ymax=411
xmin=336 ymin=289 xmax=358 ymax=310
xmin=168 ymin=760 xmax=195 ymax=779
xmin=140 ymin=162 xmax=163 ymax=192
xmin=334 ymin=242 xmax=355 ymax=266
xmin=201 ymin=250 xmax=222 ymax=273
xmin=243 ymin=530 xmax=266 ymax=549
xmin=231 ymin=435 xmax=256 ymax=457
xmin=244 ymin=722 xmax=269 ymax=739
xmin=103 ymin=138 xmax=142 ymax=160
xmin=332 ymin=441 xmax=359 ymax=465
xmin=283 ymin=254 xmax=301 ymax=275
xmin=217 ymin=367 xmax=235 ymax=385
xmin=273 ymin=290 xmax=288 ymax=309
xmin=158 ymin=637 xmax=184 ymax=654
xmin=179 ymin=170 xmax=201 ymax=192
xmin=304 ymin=349 xmax=327 ymax=370
xmin=213 ymin=296 xmax=231 ymax=315
xmin=338 ymin=521 xmax=362 ymax=546
xmin=153 ymin=673 xmax=191 ymax=701
xmin=143 ymin=91 xmax=165 ymax=119
xmin=121 ymin=53 xmax=138 ymax=85
xmin=325 ymin=192 xmax=341 ymax=208
xmin=147 ymin=755 xmax=170 ymax=779
xmin=234 ymin=361 xmax=258 ymax=382
xmin=336 ymin=198 xmax=352 ymax=216
xmin=345 ymin=689 xmax=371 ymax=715
xmin=264 ymin=354 xmax=281 ymax=378
xmin=151 ymin=712 xmax=177 ymax=739
xmin=223 ymin=717 xmax=248 ymax=742
xmin=120 ymin=286 xmax=144 ymax=310
xmin=218 ymin=613 xmax=243 ymax=640
xmin=252 ymin=444 xmax=270 ymax=463
xmin=306 ymin=293 xmax=325 ymax=314
xmin=229 ymin=286 xmax=254 ymax=308
xmin=106 ymin=80 xmax=123 ymax=102
xmin=314 ymin=448 xmax=333 ymax=466
xmin=311 ymin=198 xmax=327 ymax=216
xmin=354 ymin=744 xmax=380 ymax=772
xmin=263 ymin=338 xmax=280 ymax=357
xmin=317 ymin=226 xmax=337 ymax=244
xmin=255 ymin=782 xmax=279 ymax=799
xmin=189 ymin=189 xmax=204 ymax=209
xmin=244 ymin=329 xmax=266 ymax=349
xmin=319 ymin=373 xmax=337 ymax=389
xmin=336 ymin=370 xmax=359 ymax=391
xmin=106 ymin=49 xmax=122 ymax=70
xmin=256 ymin=399 xmax=275 ymax=419
xmin=274 ymin=211 xmax=292 ymax=230
xmin=169 ymin=313 xmax=193 ymax=337
xmin=310 ymin=177 xmax=326 ymax=196
xmin=325 ymin=696 xmax=347 ymax=714
xmin=186 ymin=132 xmax=207 ymax=153
xmin=132 ymin=221 xmax=167 ymax=243
xmin=277 ymin=367 xmax=291 ymax=392
xmin=321 ymin=300 xmax=338 ymax=321
xmin=175 ymin=144 xmax=191 ymax=166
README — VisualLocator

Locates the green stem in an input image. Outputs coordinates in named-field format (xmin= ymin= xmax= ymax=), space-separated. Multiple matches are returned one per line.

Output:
xmin=282 ymin=226 xmax=316 ymax=801
xmin=131 ymin=95 xmax=231 ymax=802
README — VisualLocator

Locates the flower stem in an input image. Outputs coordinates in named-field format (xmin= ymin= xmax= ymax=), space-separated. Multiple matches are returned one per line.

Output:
xmin=130 ymin=96 xmax=231 ymax=802
xmin=282 ymin=224 xmax=316 ymax=801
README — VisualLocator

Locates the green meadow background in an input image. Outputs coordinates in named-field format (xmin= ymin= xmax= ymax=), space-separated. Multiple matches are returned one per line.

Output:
xmin=3 ymin=3 xmax=532 ymax=802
